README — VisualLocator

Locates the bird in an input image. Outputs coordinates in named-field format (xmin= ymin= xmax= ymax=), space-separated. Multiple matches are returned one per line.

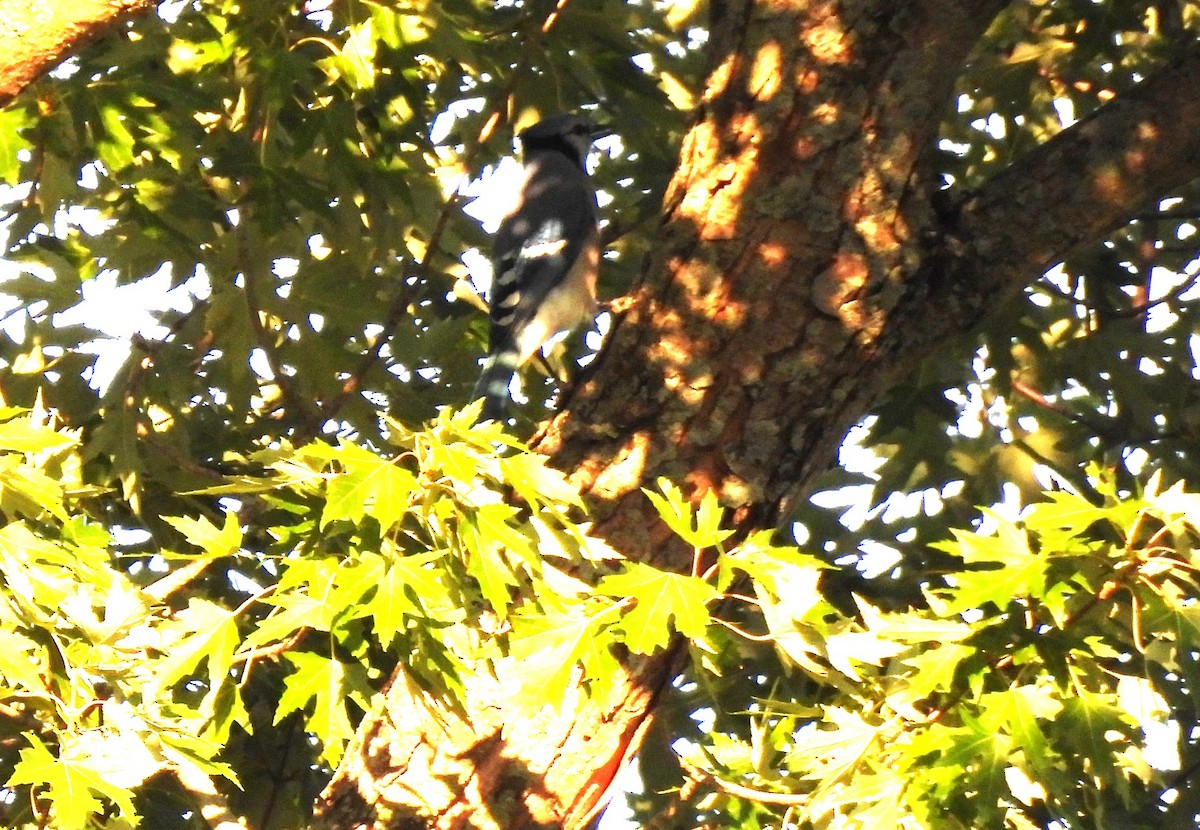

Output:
xmin=471 ymin=113 xmax=611 ymax=423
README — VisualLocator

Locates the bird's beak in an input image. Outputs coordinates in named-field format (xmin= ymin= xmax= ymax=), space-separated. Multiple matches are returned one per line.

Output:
xmin=590 ymin=123 xmax=614 ymax=141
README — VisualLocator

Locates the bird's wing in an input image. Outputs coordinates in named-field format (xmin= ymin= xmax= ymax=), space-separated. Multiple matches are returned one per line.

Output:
xmin=487 ymin=152 xmax=599 ymax=359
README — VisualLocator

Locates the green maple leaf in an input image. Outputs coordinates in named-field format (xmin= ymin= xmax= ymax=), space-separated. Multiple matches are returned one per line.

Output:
xmin=276 ymin=652 xmax=370 ymax=765
xmin=785 ymin=707 xmax=881 ymax=778
xmin=470 ymin=502 xmax=536 ymax=567
xmin=164 ymin=510 xmax=242 ymax=557
xmin=244 ymin=592 xmax=334 ymax=647
xmin=367 ymin=563 xmax=416 ymax=648
xmin=1147 ymin=478 xmax=1200 ymax=529
xmin=948 ymin=553 xmax=1046 ymax=611
xmin=1145 ymin=597 xmax=1200 ymax=652
xmin=386 ymin=547 xmax=452 ymax=608
xmin=508 ymin=602 xmax=621 ymax=712
xmin=1022 ymin=489 xmax=1117 ymax=533
xmin=0 ymin=107 xmax=32 ymax=185
xmin=366 ymin=549 xmax=453 ymax=646
xmin=154 ymin=598 xmax=240 ymax=694
xmin=429 ymin=439 xmax=480 ymax=484
xmin=1056 ymin=692 xmax=1137 ymax=778
xmin=0 ymin=458 xmax=69 ymax=521
xmin=8 ymin=734 xmax=136 ymax=827
xmin=901 ymin=642 xmax=975 ymax=700
xmin=643 ymin=479 xmax=733 ymax=550
xmin=720 ymin=529 xmax=827 ymax=593
xmin=321 ymin=441 xmax=416 ymax=530
xmin=936 ymin=518 xmax=1047 ymax=612
xmin=598 ymin=562 xmax=719 ymax=654
xmin=856 ymin=601 xmax=973 ymax=644
xmin=0 ymin=415 xmax=77 ymax=454
xmin=460 ymin=505 xmax=527 ymax=616
xmin=909 ymin=715 xmax=1009 ymax=813
xmin=983 ymin=686 xmax=1062 ymax=778
xmin=0 ymin=628 xmax=46 ymax=692
xmin=500 ymin=452 xmax=583 ymax=510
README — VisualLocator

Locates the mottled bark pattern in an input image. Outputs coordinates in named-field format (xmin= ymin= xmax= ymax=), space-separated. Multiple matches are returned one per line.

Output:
xmin=546 ymin=0 xmax=1005 ymax=531
xmin=317 ymin=2 xmax=1200 ymax=827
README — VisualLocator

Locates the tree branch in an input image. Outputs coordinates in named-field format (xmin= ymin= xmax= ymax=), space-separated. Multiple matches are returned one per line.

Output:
xmin=951 ymin=41 xmax=1200 ymax=320
xmin=0 ymin=0 xmax=160 ymax=106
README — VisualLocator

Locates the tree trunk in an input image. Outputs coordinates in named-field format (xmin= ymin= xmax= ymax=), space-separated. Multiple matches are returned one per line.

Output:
xmin=0 ymin=0 xmax=158 ymax=106
xmin=315 ymin=1 xmax=1200 ymax=827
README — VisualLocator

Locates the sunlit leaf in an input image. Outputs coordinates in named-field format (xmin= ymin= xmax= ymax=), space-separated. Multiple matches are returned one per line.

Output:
xmin=598 ymin=561 xmax=719 ymax=653
xmin=154 ymin=598 xmax=240 ymax=693
xmin=0 ymin=416 xmax=77 ymax=454
xmin=507 ymin=602 xmax=621 ymax=715
xmin=164 ymin=511 xmax=242 ymax=558
xmin=8 ymin=733 xmax=137 ymax=827
xmin=277 ymin=651 xmax=369 ymax=765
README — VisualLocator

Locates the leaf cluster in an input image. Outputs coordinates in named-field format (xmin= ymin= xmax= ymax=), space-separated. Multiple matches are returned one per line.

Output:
xmin=3 ymin=388 xmax=1200 ymax=829
xmin=0 ymin=405 xmax=737 ymax=827
xmin=646 ymin=472 xmax=1200 ymax=829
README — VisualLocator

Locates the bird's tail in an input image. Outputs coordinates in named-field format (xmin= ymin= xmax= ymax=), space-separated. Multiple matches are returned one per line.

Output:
xmin=470 ymin=348 xmax=520 ymax=423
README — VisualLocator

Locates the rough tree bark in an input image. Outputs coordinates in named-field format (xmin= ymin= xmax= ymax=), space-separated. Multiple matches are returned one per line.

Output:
xmin=0 ymin=0 xmax=159 ymax=106
xmin=316 ymin=1 xmax=1200 ymax=828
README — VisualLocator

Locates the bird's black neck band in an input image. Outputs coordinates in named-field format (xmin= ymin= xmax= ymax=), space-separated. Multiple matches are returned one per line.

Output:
xmin=523 ymin=136 xmax=586 ymax=168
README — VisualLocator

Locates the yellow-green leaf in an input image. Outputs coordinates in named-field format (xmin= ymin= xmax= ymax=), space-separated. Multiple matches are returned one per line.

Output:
xmin=599 ymin=562 xmax=719 ymax=653
xmin=277 ymin=652 xmax=367 ymax=765
xmin=164 ymin=511 xmax=242 ymax=558
xmin=0 ymin=416 xmax=77 ymax=455
xmin=154 ymin=599 xmax=240 ymax=693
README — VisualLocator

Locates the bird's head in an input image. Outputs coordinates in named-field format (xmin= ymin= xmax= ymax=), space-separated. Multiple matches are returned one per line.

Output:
xmin=518 ymin=113 xmax=612 ymax=166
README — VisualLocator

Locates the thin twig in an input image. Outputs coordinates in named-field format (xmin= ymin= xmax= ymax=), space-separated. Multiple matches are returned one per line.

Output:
xmin=232 ymin=626 xmax=309 ymax=667
xmin=144 ymin=556 xmax=215 ymax=602
xmin=1010 ymin=379 xmax=1111 ymax=435
xmin=677 ymin=755 xmax=810 ymax=807
xmin=1032 ymin=270 xmax=1200 ymax=319
xmin=712 ymin=617 xmax=775 ymax=642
